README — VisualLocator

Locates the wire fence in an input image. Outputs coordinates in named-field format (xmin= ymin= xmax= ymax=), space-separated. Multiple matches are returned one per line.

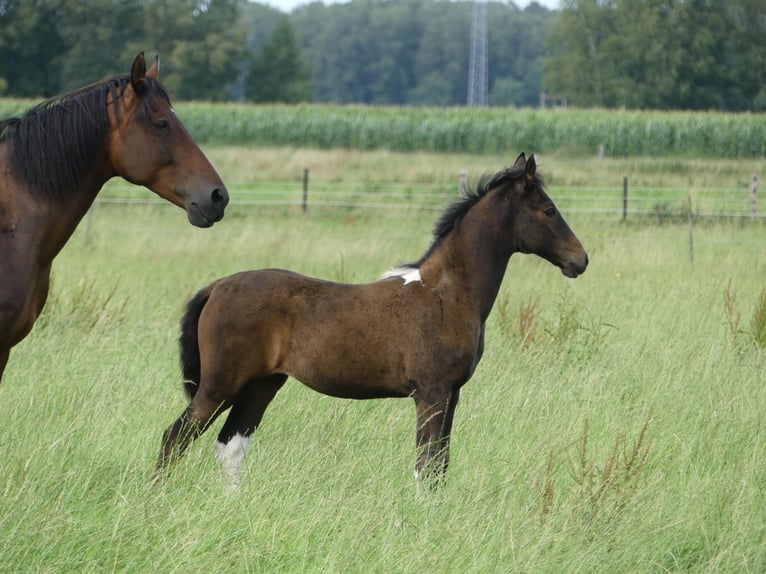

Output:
xmin=96 ymin=175 xmax=764 ymax=221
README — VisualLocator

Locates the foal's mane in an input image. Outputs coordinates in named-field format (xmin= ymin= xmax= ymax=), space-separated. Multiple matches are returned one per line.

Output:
xmin=405 ymin=161 xmax=544 ymax=268
xmin=0 ymin=75 xmax=170 ymax=199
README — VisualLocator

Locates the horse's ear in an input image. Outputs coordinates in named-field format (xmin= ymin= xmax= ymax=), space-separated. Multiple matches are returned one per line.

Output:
xmin=146 ymin=55 xmax=160 ymax=80
xmin=525 ymin=154 xmax=537 ymax=183
xmin=513 ymin=152 xmax=526 ymax=169
xmin=130 ymin=52 xmax=147 ymax=94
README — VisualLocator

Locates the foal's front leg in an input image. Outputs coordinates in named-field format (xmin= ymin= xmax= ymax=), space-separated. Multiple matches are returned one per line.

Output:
xmin=413 ymin=386 xmax=460 ymax=487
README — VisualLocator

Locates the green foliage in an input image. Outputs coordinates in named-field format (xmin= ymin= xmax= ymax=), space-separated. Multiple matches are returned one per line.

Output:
xmin=546 ymin=0 xmax=766 ymax=111
xmin=722 ymin=281 xmax=766 ymax=349
xmin=0 ymin=0 xmax=67 ymax=97
xmin=1 ymin=0 xmax=764 ymax=110
xmin=246 ymin=17 xmax=313 ymax=103
xmin=128 ymin=102 xmax=766 ymax=157
xmin=4 ymin=96 xmax=763 ymax=157
xmin=751 ymin=286 xmax=766 ymax=348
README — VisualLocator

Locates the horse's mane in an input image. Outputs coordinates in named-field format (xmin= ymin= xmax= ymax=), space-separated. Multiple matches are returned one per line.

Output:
xmin=0 ymin=75 xmax=170 ymax=199
xmin=406 ymin=161 xmax=545 ymax=268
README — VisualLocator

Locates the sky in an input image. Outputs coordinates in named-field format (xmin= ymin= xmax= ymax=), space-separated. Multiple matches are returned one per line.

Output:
xmin=263 ymin=0 xmax=560 ymax=13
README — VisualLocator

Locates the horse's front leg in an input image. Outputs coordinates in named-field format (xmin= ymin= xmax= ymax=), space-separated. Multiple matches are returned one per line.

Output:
xmin=413 ymin=386 xmax=460 ymax=487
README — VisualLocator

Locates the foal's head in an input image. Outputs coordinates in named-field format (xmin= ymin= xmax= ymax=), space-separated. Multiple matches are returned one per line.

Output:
xmin=498 ymin=153 xmax=588 ymax=278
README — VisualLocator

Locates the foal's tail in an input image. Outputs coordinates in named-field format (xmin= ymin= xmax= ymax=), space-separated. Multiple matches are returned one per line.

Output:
xmin=179 ymin=285 xmax=212 ymax=400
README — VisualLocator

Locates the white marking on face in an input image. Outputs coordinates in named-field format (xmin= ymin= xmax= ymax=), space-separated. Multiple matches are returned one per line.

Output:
xmin=214 ymin=433 xmax=250 ymax=493
xmin=381 ymin=267 xmax=422 ymax=285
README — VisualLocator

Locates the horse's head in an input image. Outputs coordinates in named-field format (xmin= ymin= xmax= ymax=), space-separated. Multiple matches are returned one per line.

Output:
xmin=508 ymin=153 xmax=588 ymax=278
xmin=106 ymin=52 xmax=229 ymax=228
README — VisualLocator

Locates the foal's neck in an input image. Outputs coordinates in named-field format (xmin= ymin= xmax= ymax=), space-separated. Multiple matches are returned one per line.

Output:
xmin=423 ymin=199 xmax=515 ymax=322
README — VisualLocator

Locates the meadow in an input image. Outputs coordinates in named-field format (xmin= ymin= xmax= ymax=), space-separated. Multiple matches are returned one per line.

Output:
xmin=0 ymin=148 xmax=765 ymax=572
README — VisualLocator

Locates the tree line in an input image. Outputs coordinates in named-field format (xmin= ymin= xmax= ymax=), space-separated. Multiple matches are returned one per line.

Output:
xmin=0 ymin=0 xmax=763 ymax=111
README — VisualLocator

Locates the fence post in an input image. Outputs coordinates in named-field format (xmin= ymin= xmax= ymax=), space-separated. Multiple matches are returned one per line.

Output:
xmin=302 ymin=168 xmax=309 ymax=213
xmin=622 ymin=177 xmax=628 ymax=222
xmin=751 ymin=175 xmax=758 ymax=215
xmin=687 ymin=194 xmax=694 ymax=265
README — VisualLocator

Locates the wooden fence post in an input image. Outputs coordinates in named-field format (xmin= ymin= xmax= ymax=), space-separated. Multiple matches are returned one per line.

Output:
xmin=622 ymin=177 xmax=628 ymax=222
xmin=687 ymin=194 xmax=694 ymax=265
xmin=302 ymin=168 xmax=309 ymax=213
xmin=751 ymin=175 xmax=758 ymax=215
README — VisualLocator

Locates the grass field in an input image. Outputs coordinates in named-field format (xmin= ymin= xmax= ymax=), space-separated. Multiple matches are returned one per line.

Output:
xmin=1 ymin=149 xmax=765 ymax=572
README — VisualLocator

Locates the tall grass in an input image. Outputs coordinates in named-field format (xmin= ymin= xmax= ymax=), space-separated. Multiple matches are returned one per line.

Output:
xmin=2 ymin=98 xmax=765 ymax=157
xmin=1 ymin=181 xmax=764 ymax=572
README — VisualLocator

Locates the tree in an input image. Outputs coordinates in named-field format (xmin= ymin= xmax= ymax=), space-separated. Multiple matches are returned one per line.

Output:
xmin=246 ymin=17 xmax=312 ymax=103
xmin=544 ymin=0 xmax=758 ymax=111
xmin=0 ymin=0 xmax=68 ymax=97
xmin=56 ymin=0 xmax=144 ymax=92
xmin=127 ymin=0 xmax=246 ymax=101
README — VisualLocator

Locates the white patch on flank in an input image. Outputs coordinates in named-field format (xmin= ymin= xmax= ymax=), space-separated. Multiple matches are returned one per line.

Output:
xmin=214 ymin=433 xmax=250 ymax=493
xmin=381 ymin=267 xmax=422 ymax=285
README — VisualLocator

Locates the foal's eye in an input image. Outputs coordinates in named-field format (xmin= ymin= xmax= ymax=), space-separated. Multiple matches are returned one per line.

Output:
xmin=544 ymin=207 xmax=557 ymax=217
xmin=153 ymin=118 xmax=169 ymax=130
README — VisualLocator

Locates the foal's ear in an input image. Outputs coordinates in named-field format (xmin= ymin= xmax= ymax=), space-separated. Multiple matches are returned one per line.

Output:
xmin=130 ymin=52 xmax=148 ymax=94
xmin=513 ymin=152 xmax=527 ymax=169
xmin=525 ymin=154 xmax=537 ymax=183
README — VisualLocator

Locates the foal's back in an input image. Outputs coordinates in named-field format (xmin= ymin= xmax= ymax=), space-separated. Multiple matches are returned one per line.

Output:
xmin=197 ymin=269 xmax=479 ymax=400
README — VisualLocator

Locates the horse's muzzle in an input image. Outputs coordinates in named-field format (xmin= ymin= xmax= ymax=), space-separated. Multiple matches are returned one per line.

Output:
xmin=188 ymin=187 xmax=229 ymax=227
xmin=561 ymin=252 xmax=589 ymax=278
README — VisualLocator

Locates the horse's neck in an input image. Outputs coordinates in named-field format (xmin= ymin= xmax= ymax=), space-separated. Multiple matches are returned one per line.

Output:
xmin=34 ymin=164 xmax=112 ymax=263
xmin=422 ymin=216 xmax=514 ymax=322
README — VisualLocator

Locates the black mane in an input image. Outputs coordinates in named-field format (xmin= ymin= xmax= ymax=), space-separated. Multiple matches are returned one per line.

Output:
xmin=407 ymin=161 xmax=544 ymax=268
xmin=0 ymin=75 xmax=170 ymax=199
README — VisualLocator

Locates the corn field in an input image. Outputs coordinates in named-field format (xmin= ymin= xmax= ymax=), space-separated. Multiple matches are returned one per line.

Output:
xmin=2 ymin=99 xmax=765 ymax=157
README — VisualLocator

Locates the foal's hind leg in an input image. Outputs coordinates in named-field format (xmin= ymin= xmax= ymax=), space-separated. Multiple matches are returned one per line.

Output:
xmin=156 ymin=387 xmax=231 ymax=475
xmin=214 ymin=374 xmax=287 ymax=490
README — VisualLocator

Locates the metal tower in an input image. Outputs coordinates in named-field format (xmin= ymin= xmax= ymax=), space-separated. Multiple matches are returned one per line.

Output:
xmin=467 ymin=0 xmax=488 ymax=107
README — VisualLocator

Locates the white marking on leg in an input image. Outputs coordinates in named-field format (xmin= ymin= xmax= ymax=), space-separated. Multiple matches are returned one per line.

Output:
xmin=214 ymin=433 xmax=250 ymax=493
xmin=381 ymin=267 xmax=422 ymax=285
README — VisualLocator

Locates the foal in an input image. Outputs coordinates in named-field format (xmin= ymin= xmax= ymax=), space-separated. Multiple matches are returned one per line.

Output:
xmin=157 ymin=153 xmax=588 ymax=488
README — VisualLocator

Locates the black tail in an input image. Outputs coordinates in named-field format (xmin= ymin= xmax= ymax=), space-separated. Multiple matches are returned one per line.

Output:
xmin=179 ymin=286 xmax=212 ymax=400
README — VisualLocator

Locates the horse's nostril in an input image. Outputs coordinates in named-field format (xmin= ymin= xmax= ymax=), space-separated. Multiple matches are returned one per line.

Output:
xmin=211 ymin=188 xmax=226 ymax=204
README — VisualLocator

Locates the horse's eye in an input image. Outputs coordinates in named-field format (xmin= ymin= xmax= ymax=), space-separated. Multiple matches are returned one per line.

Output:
xmin=544 ymin=207 xmax=557 ymax=217
xmin=153 ymin=119 xmax=169 ymax=130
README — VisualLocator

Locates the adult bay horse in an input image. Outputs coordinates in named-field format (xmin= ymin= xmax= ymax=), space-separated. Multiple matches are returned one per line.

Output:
xmin=157 ymin=153 xmax=587 ymax=489
xmin=0 ymin=52 xmax=229 ymax=384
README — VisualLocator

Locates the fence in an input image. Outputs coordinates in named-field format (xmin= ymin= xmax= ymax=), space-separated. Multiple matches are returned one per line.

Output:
xmin=94 ymin=172 xmax=764 ymax=221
